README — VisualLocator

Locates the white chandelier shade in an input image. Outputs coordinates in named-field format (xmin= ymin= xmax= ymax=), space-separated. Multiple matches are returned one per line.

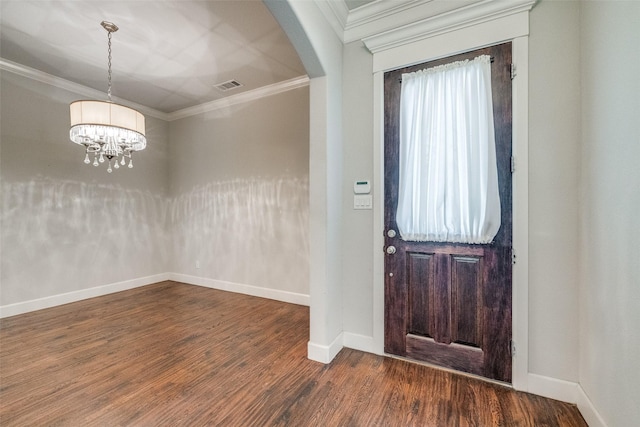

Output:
xmin=69 ymin=100 xmax=146 ymax=151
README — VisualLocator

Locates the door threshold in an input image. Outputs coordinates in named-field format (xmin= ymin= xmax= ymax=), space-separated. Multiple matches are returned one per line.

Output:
xmin=384 ymin=352 xmax=513 ymax=389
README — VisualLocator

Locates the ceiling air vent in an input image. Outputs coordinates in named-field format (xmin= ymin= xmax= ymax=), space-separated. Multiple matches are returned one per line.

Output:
xmin=214 ymin=79 xmax=243 ymax=92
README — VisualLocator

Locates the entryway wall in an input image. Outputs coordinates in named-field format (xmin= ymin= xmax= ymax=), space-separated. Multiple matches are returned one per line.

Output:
xmin=339 ymin=0 xmax=581 ymax=411
xmin=337 ymin=1 xmax=638 ymax=426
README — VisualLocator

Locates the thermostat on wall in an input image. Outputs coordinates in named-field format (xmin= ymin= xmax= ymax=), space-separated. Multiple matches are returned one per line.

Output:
xmin=354 ymin=180 xmax=371 ymax=194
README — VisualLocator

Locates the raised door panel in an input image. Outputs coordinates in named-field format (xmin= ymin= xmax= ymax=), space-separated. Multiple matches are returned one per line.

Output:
xmin=451 ymin=255 xmax=483 ymax=348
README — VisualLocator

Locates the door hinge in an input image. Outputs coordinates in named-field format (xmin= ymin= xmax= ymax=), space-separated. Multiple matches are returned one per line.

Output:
xmin=510 ymin=340 xmax=516 ymax=357
xmin=510 ymin=156 xmax=515 ymax=173
xmin=510 ymin=63 xmax=517 ymax=80
xmin=511 ymin=248 xmax=517 ymax=265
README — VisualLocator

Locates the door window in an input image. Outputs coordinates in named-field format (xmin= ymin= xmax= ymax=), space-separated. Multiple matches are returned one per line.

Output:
xmin=396 ymin=55 xmax=501 ymax=244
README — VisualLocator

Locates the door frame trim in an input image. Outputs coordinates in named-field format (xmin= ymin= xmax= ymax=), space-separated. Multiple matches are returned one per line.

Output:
xmin=370 ymin=14 xmax=530 ymax=391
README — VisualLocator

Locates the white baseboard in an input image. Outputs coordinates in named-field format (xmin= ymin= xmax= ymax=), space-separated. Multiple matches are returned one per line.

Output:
xmin=0 ymin=273 xmax=170 ymax=318
xmin=576 ymin=384 xmax=608 ymax=427
xmin=343 ymin=332 xmax=380 ymax=355
xmin=527 ymin=373 xmax=579 ymax=404
xmin=168 ymin=273 xmax=310 ymax=306
xmin=527 ymin=373 xmax=609 ymax=427
xmin=0 ymin=273 xmax=309 ymax=318
xmin=307 ymin=332 xmax=344 ymax=364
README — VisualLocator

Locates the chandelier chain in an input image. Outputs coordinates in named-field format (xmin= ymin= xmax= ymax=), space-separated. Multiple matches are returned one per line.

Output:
xmin=107 ymin=31 xmax=113 ymax=102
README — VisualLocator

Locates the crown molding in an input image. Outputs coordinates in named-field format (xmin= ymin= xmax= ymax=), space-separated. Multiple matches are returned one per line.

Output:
xmin=1 ymin=58 xmax=310 ymax=122
xmin=166 ymin=75 xmax=310 ymax=122
xmin=344 ymin=0 xmax=423 ymax=42
xmin=361 ymin=0 xmax=537 ymax=53
xmin=315 ymin=0 xmax=350 ymax=42
xmin=313 ymin=0 xmax=538 ymax=47
xmin=0 ymin=58 xmax=170 ymax=121
xmin=313 ymin=0 xmax=425 ymax=43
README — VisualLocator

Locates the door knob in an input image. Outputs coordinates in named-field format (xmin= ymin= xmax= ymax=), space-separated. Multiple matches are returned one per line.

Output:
xmin=387 ymin=229 xmax=397 ymax=238
xmin=386 ymin=246 xmax=396 ymax=255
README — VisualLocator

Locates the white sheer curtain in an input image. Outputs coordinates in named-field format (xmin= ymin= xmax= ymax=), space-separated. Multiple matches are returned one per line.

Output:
xmin=396 ymin=55 xmax=501 ymax=244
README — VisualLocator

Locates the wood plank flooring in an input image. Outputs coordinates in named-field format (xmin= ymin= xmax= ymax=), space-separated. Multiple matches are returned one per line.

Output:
xmin=0 ymin=281 xmax=586 ymax=426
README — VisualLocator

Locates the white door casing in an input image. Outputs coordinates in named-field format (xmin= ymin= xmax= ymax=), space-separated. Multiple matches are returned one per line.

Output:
xmin=367 ymin=12 xmax=531 ymax=391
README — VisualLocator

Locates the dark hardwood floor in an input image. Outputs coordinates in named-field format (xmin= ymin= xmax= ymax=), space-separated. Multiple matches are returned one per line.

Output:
xmin=0 ymin=281 xmax=586 ymax=426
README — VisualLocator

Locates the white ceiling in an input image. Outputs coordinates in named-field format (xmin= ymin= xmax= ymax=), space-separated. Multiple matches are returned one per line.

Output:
xmin=0 ymin=0 xmax=309 ymax=114
xmin=0 ymin=0 xmax=492 ymax=115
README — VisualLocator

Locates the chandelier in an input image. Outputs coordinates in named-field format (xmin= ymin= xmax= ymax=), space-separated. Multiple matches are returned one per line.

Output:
xmin=69 ymin=21 xmax=146 ymax=173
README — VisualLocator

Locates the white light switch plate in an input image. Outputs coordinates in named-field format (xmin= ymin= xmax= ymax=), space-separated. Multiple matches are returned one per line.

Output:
xmin=354 ymin=194 xmax=372 ymax=210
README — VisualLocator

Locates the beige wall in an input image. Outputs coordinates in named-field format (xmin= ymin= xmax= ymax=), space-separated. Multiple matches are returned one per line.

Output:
xmin=342 ymin=41 xmax=374 ymax=337
xmin=1 ymin=72 xmax=171 ymax=306
xmin=528 ymin=0 xmax=581 ymax=382
xmin=579 ymin=2 xmax=640 ymax=425
xmin=169 ymin=87 xmax=310 ymax=296
xmin=1 ymin=72 xmax=310 ymax=308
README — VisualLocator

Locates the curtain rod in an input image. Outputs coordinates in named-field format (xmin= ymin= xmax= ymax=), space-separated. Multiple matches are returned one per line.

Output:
xmin=398 ymin=56 xmax=495 ymax=83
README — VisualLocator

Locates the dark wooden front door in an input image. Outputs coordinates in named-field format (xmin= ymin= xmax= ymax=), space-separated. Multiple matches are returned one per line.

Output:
xmin=383 ymin=43 xmax=513 ymax=383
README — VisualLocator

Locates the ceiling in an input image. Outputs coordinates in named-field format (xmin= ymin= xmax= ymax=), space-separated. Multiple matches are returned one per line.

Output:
xmin=2 ymin=0 xmax=477 ymax=116
xmin=0 ymin=0 xmax=313 ymax=114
